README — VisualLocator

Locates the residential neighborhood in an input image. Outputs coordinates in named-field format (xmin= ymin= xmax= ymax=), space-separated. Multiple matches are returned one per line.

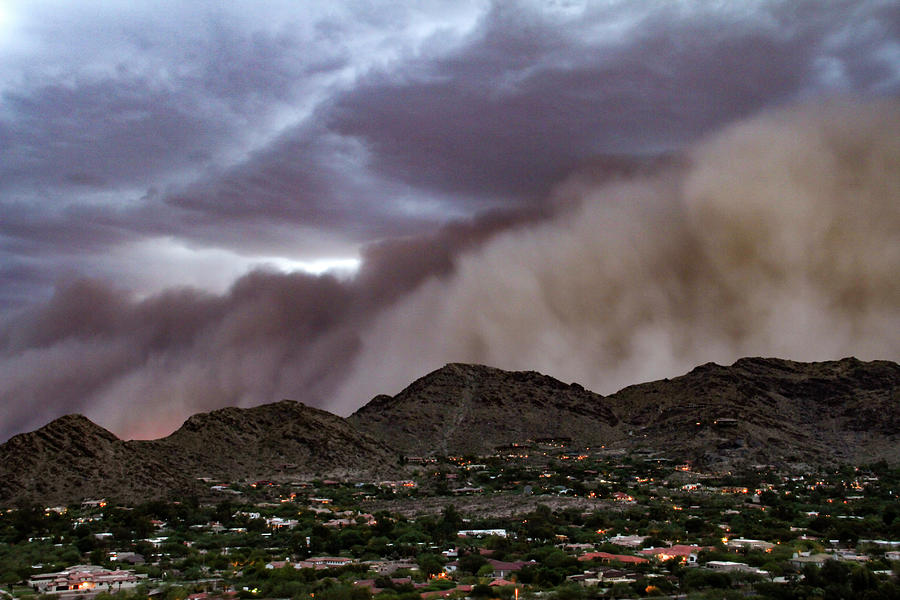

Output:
xmin=2 ymin=443 xmax=899 ymax=599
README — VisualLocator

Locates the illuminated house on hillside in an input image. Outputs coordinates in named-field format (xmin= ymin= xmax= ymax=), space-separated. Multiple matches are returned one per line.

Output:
xmin=28 ymin=565 xmax=145 ymax=594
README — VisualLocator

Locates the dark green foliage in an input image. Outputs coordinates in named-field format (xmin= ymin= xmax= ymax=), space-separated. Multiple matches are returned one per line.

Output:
xmin=457 ymin=552 xmax=488 ymax=575
xmin=681 ymin=569 xmax=731 ymax=591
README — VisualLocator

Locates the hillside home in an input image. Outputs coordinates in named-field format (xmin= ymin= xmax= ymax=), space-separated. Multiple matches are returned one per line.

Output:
xmin=578 ymin=552 xmax=648 ymax=565
xmin=486 ymin=559 xmax=535 ymax=578
xmin=457 ymin=529 xmax=508 ymax=538
xmin=789 ymin=553 xmax=832 ymax=569
xmin=607 ymin=534 xmax=647 ymax=548
xmin=639 ymin=545 xmax=711 ymax=562
xmin=29 ymin=565 xmax=144 ymax=594
xmin=266 ymin=517 xmax=298 ymax=529
xmin=365 ymin=560 xmax=418 ymax=575
xmin=726 ymin=538 xmax=775 ymax=552
xmin=705 ymin=561 xmax=770 ymax=576
xmin=303 ymin=557 xmax=354 ymax=568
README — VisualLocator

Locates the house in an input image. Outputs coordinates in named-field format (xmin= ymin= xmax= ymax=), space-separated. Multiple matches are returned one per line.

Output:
xmin=562 ymin=543 xmax=595 ymax=552
xmin=639 ymin=545 xmax=711 ymax=562
xmin=578 ymin=552 xmax=648 ymax=565
xmin=302 ymin=557 xmax=355 ymax=568
xmin=379 ymin=480 xmax=418 ymax=490
xmin=789 ymin=553 xmax=832 ymax=569
xmin=108 ymin=551 xmax=145 ymax=565
xmin=266 ymin=517 xmax=298 ymax=529
xmin=726 ymin=538 xmax=775 ymax=552
xmin=705 ymin=561 xmax=769 ymax=576
xmin=568 ymin=568 xmax=635 ymax=587
xmin=457 ymin=529 xmax=508 ymax=538
xmin=29 ymin=565 xmax=145 ymax=594
xmin=364 ymin=560 xmax=418 ymax=575
xmin=567 ymin=572 xmax=597 ymax=586
xmin=266 ymin=561 xmax=298 ymax=570
xmin=486 ymin=559 xmax=534 ymax=578
xmin=607 ymin=535 xmax=647 ymax=548
xmin=832 ymin=549 xmax=869 ymax=562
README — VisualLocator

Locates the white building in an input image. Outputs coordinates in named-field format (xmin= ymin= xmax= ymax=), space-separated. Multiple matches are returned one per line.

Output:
xmin=457 ymin=529 xmax=508 ymax=538
xmin=29 ymin=565 xmax=145 ymax=594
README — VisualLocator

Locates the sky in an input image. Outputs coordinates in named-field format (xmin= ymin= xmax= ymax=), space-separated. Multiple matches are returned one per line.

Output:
xmin=0 ymin=0 xmax=898 ymax=441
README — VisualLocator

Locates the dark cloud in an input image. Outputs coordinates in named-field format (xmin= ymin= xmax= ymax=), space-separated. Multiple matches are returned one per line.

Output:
xmin=4 ymin=0 xmax=896 ymax=280
xmin=325 ymin=1 xmax=899 ymax=202
xmin=0 ymin=77 xmax=225 ymax=192
xmin=0 ymin=1 xmax=898 ymax=440
xmin=0 ymin=207 xmax=543 ymax=441
xmin=4 ymin=100 xmax=897 ymax=444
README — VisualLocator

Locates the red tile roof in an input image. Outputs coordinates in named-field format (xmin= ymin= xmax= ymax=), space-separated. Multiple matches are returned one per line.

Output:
xmin=578 ymin=551 xmax=648 ymax=564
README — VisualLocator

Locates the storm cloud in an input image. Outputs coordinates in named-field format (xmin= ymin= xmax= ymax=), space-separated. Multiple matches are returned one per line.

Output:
xmin=333 ymin=99 xmax=900 ymax=410
xmin=0 ymin=1 xmax=899 ymax=439
xmin=0 ymin=208 xmax=540 ymax=439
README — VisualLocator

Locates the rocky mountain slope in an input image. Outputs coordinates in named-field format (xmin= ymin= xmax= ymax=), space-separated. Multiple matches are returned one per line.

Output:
xmin=352 ymin=357 xmax=898 ymax=468
xmin=1 ymin=357 xmax=897 ymax=505
xmin=0 ymin=400 xmax=399 ymax=505
xmin=348 ymin=363 xmax=619 ymax=455
xmin=606 ymin=357 xmax=900 ymax=468
xmin=147 ymin=400 xmax=399 ymax=482
xmin=0 ymin=415 xmax=203 ymax=505
xmin=350 ymin=357 xmax=898 ymax=468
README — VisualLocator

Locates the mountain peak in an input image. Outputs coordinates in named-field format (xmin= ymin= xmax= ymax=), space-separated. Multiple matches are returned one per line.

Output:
xmin=349 ymin=363 xmax=616 ymax=455
xmin=155 ymin=398 xmax=400 ymax=483
xmin=8 ymin=413 xmax=119 ymax=450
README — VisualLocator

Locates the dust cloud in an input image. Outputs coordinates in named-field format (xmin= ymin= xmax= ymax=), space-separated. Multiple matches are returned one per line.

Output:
xmin=332 ymin=99 xmax=900 ymax=412
xmin=1 ymin=99 xmax=896 ymax=440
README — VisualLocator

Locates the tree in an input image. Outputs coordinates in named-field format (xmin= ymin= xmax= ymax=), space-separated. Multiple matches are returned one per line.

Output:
xmin=458 ymin=553 xmax=488 ymax=575
xmin=435 ymin=505 xmax=463 ymax=542
xmin=476 ymin=564 xmax=495 ymax=578
xmin=1 ymin=571 xmax=21 ymax=589
xmin=417 ymin=553 xmax=445 ymax=578
xmin=850 ymin=565 xmax=879 ymax=594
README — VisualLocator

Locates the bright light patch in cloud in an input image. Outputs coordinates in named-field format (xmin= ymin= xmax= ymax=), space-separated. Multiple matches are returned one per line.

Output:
xmin=0 ymin=1 xmax=18 ymax=50
xmin=99 ymin=238 xmax=361 ymax=298
xmin=262 ymin=256 xmax=361 ymax=277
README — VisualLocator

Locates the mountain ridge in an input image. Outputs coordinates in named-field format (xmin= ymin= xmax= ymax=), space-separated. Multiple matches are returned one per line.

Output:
xmin=1 ymin=357 xmax=897 ymax=505
xmin=605 ymin=356 xmax=900 ymax=468
xmin=0 ymin=399 xmax=400 ymax=505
